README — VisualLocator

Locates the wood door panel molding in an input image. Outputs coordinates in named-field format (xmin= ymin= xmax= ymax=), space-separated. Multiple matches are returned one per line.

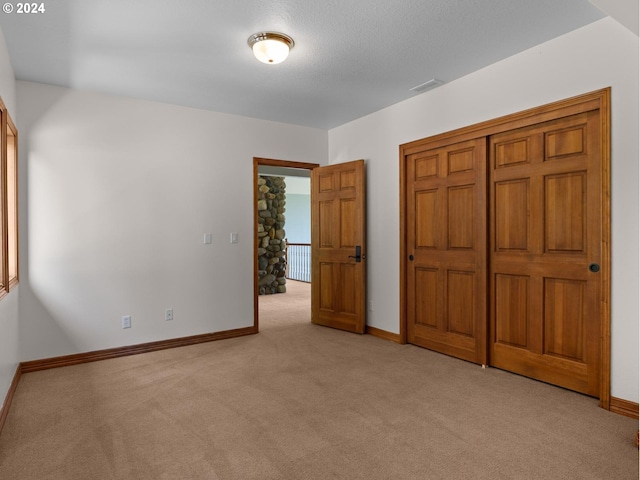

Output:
xmin=339 ymin=198 xmax=358 ymax=247
xmin=446 ymin=270 xmax=476 ymax=337
xmin=319 ymin=200 xmax=335 ymax=248
xmin=494 ymin=137 xmax=532 ymax=167
xmin=495 ymin=179 xmax=530 ymax=251
xmin=415 ymin=154 xmax=439 ymax=179
xmin=494 ymin=273 xmax=529 ymax=348
xmin=545 ymin=126 xmax=587 ymax=159
xmin=415 ymin=190 xmax=439 ymax=248
xmin=447 ymin=147 xmax=475 ymax=174
xmin=544 ymin=172 xmax=587 ymax=253
xmin=447 ymin=185 xmax=476 ymax=249
xmin=339 ymin=170 xmax=357 ymax=190
xmin=400 ymin=88 xmax=610 ymax=408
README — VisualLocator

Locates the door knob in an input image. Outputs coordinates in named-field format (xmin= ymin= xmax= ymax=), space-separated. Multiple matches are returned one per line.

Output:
xmin=409 ymin=254 xmax=414 ymax=261
xmin=589 ymin=263 xmax=600 ymax=273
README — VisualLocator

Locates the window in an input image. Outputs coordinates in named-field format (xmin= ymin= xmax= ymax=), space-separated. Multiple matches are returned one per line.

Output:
xmin=0 ymin=96 xmax=18 ymax=299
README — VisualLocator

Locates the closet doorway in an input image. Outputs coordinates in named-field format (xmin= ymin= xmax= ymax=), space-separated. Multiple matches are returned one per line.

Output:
xmin=400 ymin=89 xmax=611 ymax=407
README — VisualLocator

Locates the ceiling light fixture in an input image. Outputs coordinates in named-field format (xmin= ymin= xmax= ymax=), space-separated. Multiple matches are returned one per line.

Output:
xmin=248 ymin=32 xmax=295 ymax=65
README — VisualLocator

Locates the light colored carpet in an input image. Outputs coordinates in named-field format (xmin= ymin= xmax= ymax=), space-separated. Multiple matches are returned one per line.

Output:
xmin=0 ymin=280 xmax=637 ymax=479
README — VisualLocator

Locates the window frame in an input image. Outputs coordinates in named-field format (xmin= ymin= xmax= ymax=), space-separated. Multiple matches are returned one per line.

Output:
xmin=0 ymin=95 xmax=18 ymax=300
xmin=6 ymin=112 xmax=18 ymax=290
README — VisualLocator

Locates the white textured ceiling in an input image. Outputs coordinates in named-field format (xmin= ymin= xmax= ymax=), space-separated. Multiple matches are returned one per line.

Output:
xmin=0 ymin=0 xmax=605 ymax=129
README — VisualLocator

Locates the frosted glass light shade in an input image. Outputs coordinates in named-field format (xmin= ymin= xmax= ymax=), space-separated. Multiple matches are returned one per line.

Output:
xmin=248 ymin=32 xmax=294 ymax=65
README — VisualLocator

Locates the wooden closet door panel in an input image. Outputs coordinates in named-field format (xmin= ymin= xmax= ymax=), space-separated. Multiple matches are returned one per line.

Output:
xmin=489 ymin=111 xmax=602 ymax=396
xmin=406 ymin=138 xmax=487 ymax=364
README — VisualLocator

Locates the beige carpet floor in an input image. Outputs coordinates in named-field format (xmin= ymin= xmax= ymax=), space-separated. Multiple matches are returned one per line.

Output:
xmin=0 ymin=280 xmax=637 ymax=479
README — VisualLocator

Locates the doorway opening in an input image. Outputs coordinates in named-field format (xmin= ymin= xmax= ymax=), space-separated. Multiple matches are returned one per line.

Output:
xmin=253 ymin=158 xmax=319 ymax=332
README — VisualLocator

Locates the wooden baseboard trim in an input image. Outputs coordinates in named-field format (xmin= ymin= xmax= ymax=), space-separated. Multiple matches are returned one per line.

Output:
xmin=610 ymin=397 xmax=639 ymax=420
xmin=366 ymin=325 xmax=403 ymax=344
xmin=0 ymin=364 xmax=22 ymax=436
xmin=20 ymin=326 xmax=258 ymax=374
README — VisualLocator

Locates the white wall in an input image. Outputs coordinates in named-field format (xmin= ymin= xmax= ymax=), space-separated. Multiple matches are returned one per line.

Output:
xmin=285 ymin=194 xmax=311 ymax=244
xmin=588 ymin=0 xmax=638 ymax=35
xmin=0 ymin=29 xmax=19 ymax=408
xmin=328 ymin=18 xmax=639 ymax=403
xmin=284 ymin=176 xmax=311 ymax=244
xmin=16 ymin=82 xmax=327 ymax=360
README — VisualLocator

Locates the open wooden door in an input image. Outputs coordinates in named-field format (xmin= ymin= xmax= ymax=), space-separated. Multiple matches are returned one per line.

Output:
xmin=311 ymin=160 xmax=366 ymax=333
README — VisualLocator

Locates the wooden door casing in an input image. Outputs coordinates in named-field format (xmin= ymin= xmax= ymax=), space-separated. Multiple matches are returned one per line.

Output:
xmin=311 ymin=160 xmax=366 ymax=333
xmin=253 ymin=158 xmax=319 ymax=333
xmin=405 ymin=138 xmax=488 ymax=364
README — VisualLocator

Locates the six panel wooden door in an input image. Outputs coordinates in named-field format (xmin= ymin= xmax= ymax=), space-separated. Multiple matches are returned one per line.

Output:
xmin=489 ymin=111 xmax=602 ymax=396
xmin=406 ymin=138 xmax=488 ymax=364
xmin=311 ymin=160 xmax=366 ymax=333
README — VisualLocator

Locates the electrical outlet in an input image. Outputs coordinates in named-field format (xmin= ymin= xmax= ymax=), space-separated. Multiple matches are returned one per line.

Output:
xmin=165 ymin=309 xmax=173 ymax=321
xmin=122 ymin=315 xmax=131 ymax=329
xmin=368 ymin=301 xmax=374 ymax=312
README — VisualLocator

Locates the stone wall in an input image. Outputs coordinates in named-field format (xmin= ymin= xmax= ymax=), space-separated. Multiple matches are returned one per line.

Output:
xmin=257 ymin=176 xmax=287 ymax=295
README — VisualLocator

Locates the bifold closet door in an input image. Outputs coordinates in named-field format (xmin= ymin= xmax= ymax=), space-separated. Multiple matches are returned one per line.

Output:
xmin=489 ymin=110 xmax=602 ymax=397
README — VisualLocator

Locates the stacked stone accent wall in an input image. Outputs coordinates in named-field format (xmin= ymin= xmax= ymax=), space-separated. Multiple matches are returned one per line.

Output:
xmin=257 ymin=176 xmax=287 ymax=295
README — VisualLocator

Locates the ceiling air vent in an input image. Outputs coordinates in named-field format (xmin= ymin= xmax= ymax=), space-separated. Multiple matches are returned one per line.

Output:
xmin=409 ymin=78 xmax=444 ymax=93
